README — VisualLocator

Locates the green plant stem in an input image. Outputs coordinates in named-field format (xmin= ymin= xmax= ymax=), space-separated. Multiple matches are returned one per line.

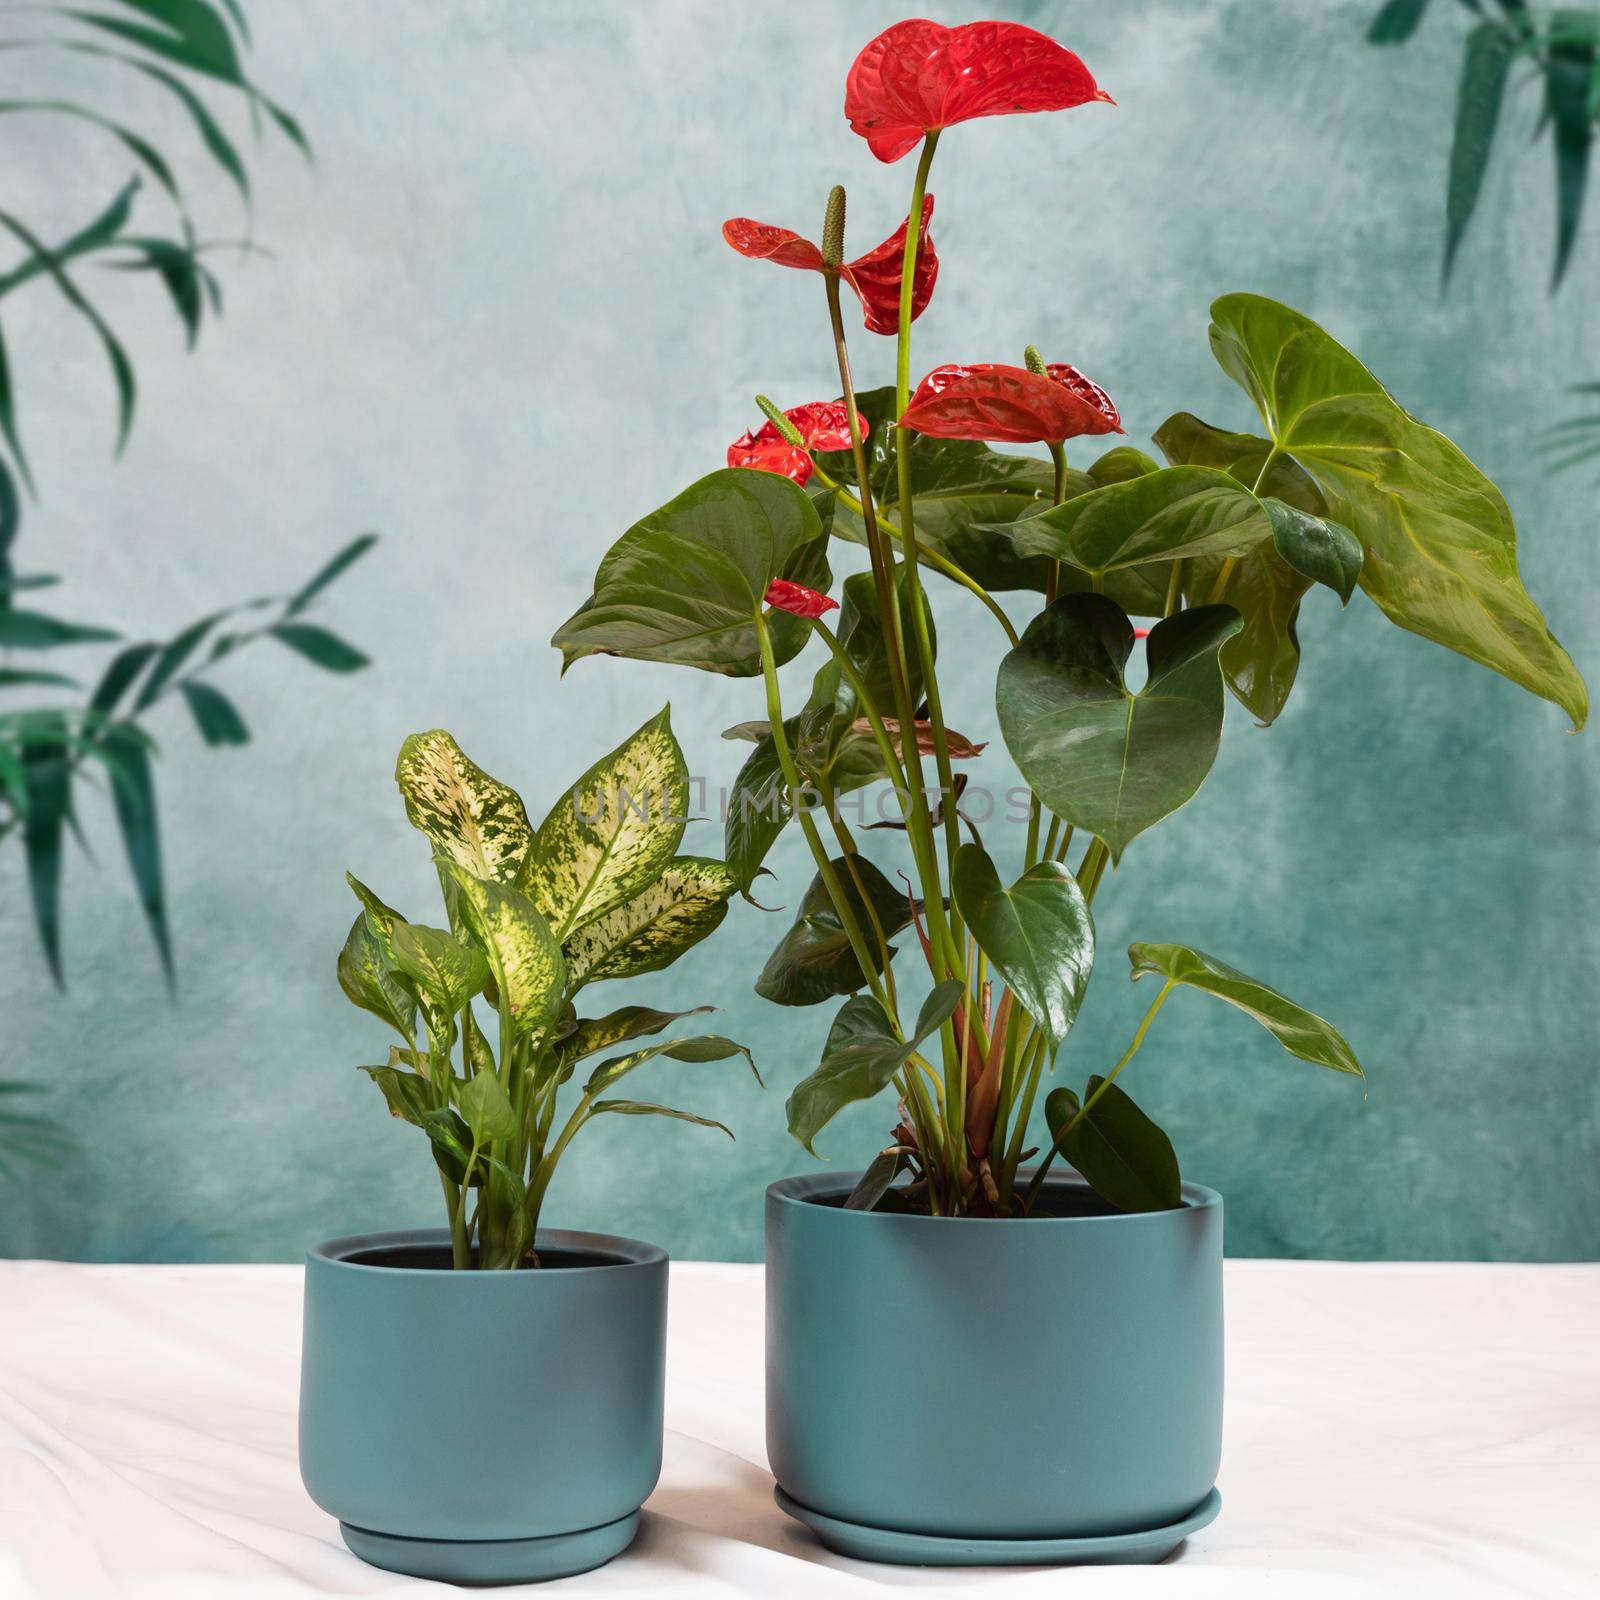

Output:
xmin=822 ymin=278 xmax=918 ymax=712
xmin=1025 ymin=443 xmax=1074 ymax=869
xmin=527 ymin=1088 xmax=595 ymax=1225
xmin=990 ymin=1011 xmax=1031 ymax=1174
xmin=823 ymin=786 xmax=899 ymax=1015
xmin=997 ymin=1026 xmax=1050 ymax=1200
xmin=804 ymin=625 xmax=963 ymax=1168
xmin=810 ymin=617 xmax=908 ymax=791
xmin=892 ymin=133 xmax=961 ymax=899
xmin=440 ymin=1171 xmax=469 ymax=1269
xmin=820 ymin=278 xmax=956 ymax=987
xmin=754 ymin=610 xmax=887 ymax=1010
xmin=1163 ymin=559 xmax=1185 ymax=618
xmin=798 ymin=633 xmax=945 ymax=1162
xmin=1208 ymin=446 xmax=1283 ymax=603
xmin=758 ymin=606 xmax=944 ymax=1165
xmin=913 ymin=539 xmax=1019 ymax=644
xmin=1078 ymin=837 xmax=1111 ymax=903
xmin=1045 ymin=442 xmax=1068 ymax=605
xmin=1023 ymin=980 xmax=1177 ymax=1209
xmin=477 ymin=1003 xmax=512 ymax=1261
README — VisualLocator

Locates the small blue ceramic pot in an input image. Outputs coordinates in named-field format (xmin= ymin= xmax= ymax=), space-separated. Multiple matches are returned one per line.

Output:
xmin=766 ymin=1172 xmax=1223 ymax=1559
xmin=300 ymin=1227 xmax=666 ymax=1584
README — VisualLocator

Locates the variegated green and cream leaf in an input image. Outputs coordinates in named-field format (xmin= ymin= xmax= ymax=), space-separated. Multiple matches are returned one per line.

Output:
xmin=396 ymin=730 xmax=534 ymax=884
xmin=521 ymin=706 xmax=689 ymax=938
xmin=345 ymin=872 xmax=408 ymax=964
xmin=563 ymin=857 xmax=737 ymax=989
xmin=336 ymin=913 xmax=418 ymax=1040
xmin=438 ymin=859 xmax=566 ymax=1036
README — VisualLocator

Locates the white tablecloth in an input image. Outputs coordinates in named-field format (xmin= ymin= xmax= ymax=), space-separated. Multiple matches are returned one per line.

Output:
xmin=0 ymin=1260 xmax=1595 ymax=1599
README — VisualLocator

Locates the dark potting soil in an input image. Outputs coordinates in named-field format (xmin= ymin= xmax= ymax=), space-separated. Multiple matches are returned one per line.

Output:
xmin=812 ymin=1185 xmax=1127 ymax=1220
xmin=341 ymin=1245 xmax=618 ymax=1271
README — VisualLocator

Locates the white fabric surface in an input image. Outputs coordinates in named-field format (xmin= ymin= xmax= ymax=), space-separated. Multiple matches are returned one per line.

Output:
xmin=0 ymin=1260 xmax=1595 ymax=1599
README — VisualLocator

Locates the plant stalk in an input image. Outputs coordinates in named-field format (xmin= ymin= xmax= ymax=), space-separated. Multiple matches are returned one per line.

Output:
xmin=892 ymin=135 xmax=963 ymax=918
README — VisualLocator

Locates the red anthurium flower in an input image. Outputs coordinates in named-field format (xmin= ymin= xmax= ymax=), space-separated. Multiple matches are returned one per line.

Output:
xmin=722 ymin=197 xmax=938 ymax=335
xmin=780 ymin=400 xmax=864 ymax=453
xmin=846 ymin=20 xmax=1112 ymax=164
xmin=764 ymin=579 xmax=839 ymax=618
xmin=900 ymin=362 xmax=1123 ymax=445
xmin=728 ymin=430 xmax=811 ymax=484
xmin=728 ymin=400 xmax=867 ymax=486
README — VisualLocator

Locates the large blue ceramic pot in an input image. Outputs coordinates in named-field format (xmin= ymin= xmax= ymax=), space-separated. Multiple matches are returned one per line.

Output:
xmin=766 ymin=1172 xmax=1223 ymax=1565
xmin=300 ymin=1227 xmax=666 ymax=1584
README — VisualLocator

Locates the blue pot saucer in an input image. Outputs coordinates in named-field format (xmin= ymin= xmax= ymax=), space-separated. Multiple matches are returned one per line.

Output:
xmin=774 ymin=1486 xmax=1221 ymax=1568
xmin=340 ymin=1509 xmax=639 ymax=1585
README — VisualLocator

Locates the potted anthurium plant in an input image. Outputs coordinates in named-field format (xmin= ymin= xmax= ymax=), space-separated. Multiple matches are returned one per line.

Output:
xmin=555 ymin=16 xmax=1586 ymax=1569
xmin=299 ymin=709 xmax=753 ymax=1584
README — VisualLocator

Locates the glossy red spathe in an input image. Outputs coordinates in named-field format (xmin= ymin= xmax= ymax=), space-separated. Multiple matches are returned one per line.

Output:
xmin=764 ymin=579 xmax=839 ymax=618
xmin=722 ymin=196 xmax=938 ymax=335
xmin=728 ymin=430 xmax=811 ymax=483
xmin=846 ymin=19 xmax=1112 ymax=164
xmin=900 ymin=362 xmax=1122 ymax=445
xmin=728 ymin=400 xmax=867 ymax=486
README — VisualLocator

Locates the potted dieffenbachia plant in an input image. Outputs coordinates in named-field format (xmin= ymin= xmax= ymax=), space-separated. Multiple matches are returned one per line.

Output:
xmin=554 ymin=16 xmax=1586 ymax=1569
xmin=299 ymin=708 xmax=751 ymax=1584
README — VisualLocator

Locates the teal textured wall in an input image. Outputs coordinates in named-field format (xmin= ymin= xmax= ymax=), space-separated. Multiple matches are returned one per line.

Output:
xmin=2 ymin=0 xmax=1596 ymax=1262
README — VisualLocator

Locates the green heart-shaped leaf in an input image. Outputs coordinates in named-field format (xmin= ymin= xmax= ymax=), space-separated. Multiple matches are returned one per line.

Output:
xmin=1208 ymin=293 xmax=1587 ymax=729
xmin=1152 ymin=412 xmax=1329 ymax=722
xmin=552 ymin=468 xmax=830 ymax=676
xmin=951 ymin=845 xmax=1094 ymax=1049
xmin=1000 ymin=465 xmax=1272 ymax=580
xmin=1045 ymin=1079 xmax=1181 ymax=1213
xmin=1129 ymin=941 xmax=1363 ymax=1077
xmin=996 ymin=594 xmax=1242 ymax=861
